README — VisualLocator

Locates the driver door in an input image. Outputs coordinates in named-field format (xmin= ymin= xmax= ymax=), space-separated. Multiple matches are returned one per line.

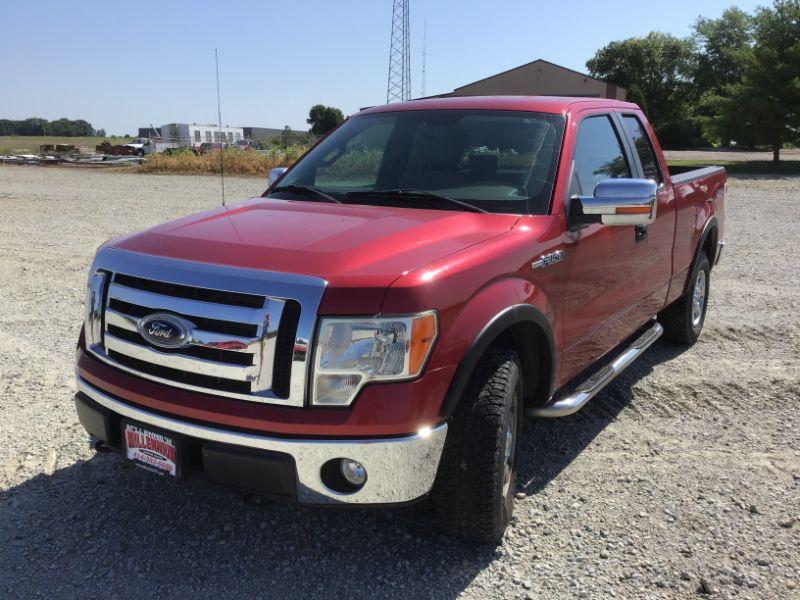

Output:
xmin=559 ymin=111 xmax=656 ymax=383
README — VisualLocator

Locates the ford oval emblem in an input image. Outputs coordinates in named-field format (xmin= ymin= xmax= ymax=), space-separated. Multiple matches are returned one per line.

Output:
xmin=137 ymin=313 xmax=192 ymax=349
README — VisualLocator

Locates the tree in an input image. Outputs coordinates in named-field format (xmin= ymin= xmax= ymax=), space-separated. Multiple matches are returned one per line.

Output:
xmin=306 ymin=104 xmax=344 ymax=136
xmin=734 ymin=0 xmax=800 ymax=161
xmin=0 ymin=117 xmax=97 ymax=136
xmin=280 ymin=125 xmax=293 ymax=148
xmin=586 ymin=32 xmax=695 ymax=142
xmin=691 ymin=8 xmax=756 ymax=146
xmin=692 ymin=8 xmax=754 ymax=95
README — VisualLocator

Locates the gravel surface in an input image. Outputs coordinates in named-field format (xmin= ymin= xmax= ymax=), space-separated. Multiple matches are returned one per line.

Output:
xmin=1 ymin=166 xmax=798 ymax=599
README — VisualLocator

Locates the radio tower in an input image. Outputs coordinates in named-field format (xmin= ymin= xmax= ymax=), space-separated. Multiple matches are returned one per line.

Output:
xmin=386 ymin=0 xmax=410 ymax=103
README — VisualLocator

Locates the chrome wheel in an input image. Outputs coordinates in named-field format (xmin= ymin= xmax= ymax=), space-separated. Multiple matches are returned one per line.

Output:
xmin=691 ymin=270 xmax=707 ymax=328
xmin=501 ymin=391 xmax=518 ymax=498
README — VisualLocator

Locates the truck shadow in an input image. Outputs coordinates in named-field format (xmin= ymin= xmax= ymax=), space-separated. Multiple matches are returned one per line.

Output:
xmin=0 ymin=341 xmax=684 ymax=598
xmin=517 ymin=339 xmax=688 ymax=496
xmin=1 ymin=452 xmax=496 ymax=598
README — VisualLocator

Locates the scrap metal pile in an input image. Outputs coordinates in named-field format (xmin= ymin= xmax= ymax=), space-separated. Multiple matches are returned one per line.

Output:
xmin=0 ymin=142 xmax=143 ymax=167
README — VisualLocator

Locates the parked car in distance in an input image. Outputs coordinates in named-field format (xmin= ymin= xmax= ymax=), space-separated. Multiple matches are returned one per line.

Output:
xmin=75 ymin=96 xmax=725 ymax=544
xmin=197 ymin=142 xmax=227 ymax=154
xmin=233 ymin=139 xmax=265 ymax=151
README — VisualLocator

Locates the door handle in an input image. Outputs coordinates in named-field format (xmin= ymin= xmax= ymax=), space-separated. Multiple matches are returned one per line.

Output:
xmin=635 ymin=225 xmax=648 ymax=242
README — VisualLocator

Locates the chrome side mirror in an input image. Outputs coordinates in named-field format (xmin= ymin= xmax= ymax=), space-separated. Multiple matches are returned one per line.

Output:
xmin=570 ymin=179 xmax=657 ymax=227
xmin=268 ymin=167 xmax=287 ymax=186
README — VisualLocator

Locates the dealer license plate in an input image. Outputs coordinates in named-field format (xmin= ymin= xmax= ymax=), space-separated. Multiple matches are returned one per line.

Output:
xmin=123 ymin=423 xmax=179 ymax=477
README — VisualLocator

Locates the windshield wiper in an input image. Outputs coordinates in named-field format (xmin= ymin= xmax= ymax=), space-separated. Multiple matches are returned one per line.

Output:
xmin=347 ymin=189 xmax=488 ymax=214
xmin=270 ymin=184 xmax=342 ymax=204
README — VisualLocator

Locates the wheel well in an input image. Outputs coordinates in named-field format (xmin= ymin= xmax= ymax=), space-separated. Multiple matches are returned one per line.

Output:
xmin=702 ymin=225 xmax=718 ymax=270
xmin=489 ymin=322 xmax=552 ymax=408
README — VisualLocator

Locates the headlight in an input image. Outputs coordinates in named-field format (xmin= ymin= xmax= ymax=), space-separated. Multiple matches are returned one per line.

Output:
xmin=311 ymin=311 xmax=438 ymax=406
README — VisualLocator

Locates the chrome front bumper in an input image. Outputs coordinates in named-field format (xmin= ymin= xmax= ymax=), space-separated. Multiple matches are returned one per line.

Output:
xmin=76 ymin=377 xmax=447 ymax=505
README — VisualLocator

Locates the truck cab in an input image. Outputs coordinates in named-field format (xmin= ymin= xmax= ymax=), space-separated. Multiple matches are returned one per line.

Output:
xmin=75 ymin=96 xmax=724 ymax=543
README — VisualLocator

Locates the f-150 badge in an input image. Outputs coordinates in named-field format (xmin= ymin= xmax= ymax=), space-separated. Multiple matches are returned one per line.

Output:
xmin=532 ymin=250 xmax=564 ymax=270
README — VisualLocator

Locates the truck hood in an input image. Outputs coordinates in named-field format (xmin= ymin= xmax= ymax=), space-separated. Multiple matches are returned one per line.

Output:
xmin=110 ymin=197 xmax=519 ymax=312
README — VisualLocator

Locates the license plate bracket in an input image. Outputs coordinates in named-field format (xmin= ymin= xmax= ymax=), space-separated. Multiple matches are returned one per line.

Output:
xmin=122 ymin=421 xmax=182 ymax=478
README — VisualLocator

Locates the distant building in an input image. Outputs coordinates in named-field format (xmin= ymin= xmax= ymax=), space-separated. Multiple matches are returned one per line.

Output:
xmin=157 ymin=123 xmax=244 ymax=144
xmin=431 ymin=59 xmax=626 ymax=100
xmin=242 ymin=127 xmax=286 ymax=141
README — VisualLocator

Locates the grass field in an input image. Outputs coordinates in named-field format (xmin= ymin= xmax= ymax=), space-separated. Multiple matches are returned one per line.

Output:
xmin=0 ymin=135 xmax=133 ymax=154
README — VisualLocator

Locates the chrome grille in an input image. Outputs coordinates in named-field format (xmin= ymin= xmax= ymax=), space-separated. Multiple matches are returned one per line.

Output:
xmin=84 ymin=248 xmax=326 ymax=407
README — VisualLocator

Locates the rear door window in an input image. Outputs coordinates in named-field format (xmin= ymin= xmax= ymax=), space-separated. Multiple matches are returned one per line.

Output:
xmin=571 ymin=115 xmax=631 ymax=196
xmin=622 ymin=115 xmax=661 ymax=182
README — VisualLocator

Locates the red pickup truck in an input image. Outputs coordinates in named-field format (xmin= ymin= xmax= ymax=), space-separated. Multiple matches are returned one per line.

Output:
xmin=75 ymin=96 xmax=725 ymax=543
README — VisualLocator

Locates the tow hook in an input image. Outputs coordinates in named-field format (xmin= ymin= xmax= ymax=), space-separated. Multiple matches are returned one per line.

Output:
xmin=89 ymin=435 xmax=112 ymax=453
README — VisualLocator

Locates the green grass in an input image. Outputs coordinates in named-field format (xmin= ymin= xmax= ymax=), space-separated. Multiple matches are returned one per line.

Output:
xmin=668 ymin=159 xmax=800 ymax=175
xmin=0 ymin=135 xmax=133 ymax=154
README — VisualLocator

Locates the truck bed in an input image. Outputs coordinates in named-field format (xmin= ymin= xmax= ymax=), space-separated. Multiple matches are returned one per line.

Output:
xmin=668 ymin=164 xmax=726 ymax=184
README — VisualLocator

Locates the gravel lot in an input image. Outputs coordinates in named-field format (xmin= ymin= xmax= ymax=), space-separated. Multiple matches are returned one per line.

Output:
xmin=1 ymin=166 xmax=798 ymax=599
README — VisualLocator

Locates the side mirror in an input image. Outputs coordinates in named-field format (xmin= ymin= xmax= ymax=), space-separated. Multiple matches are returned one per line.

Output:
xmin=268 ymin=167 xmax=287 ymax=186
xmin=570 ymin=179 xmax=657 ymax=228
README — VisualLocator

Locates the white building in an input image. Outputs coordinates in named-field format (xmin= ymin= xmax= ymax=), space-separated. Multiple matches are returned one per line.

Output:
xmin=159 ymin=123 xmax=244 ymax=145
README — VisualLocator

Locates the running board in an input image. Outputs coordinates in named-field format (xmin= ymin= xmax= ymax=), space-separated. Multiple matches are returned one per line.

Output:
xmin=528 ymin=321 xmax=663 ymax=418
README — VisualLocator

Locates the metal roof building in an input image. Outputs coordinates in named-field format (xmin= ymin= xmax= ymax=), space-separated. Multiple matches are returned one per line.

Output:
xmin=432 ymin=59 xmax=626 ymax=100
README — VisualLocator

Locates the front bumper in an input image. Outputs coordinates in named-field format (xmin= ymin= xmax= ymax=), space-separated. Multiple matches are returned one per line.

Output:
xmin=76 ymin=377 xmax=447 ymax=505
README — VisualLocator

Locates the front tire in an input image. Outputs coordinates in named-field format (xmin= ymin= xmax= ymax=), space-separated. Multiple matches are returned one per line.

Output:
xmin=659 ymin=251 xmax=710 ymax=344
xmin=432 ymin=348 xmax=523 ymax=544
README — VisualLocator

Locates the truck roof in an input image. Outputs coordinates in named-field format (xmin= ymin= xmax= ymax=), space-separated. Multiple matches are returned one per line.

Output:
xmin=359 ymin=95 xmax=639 ymax=116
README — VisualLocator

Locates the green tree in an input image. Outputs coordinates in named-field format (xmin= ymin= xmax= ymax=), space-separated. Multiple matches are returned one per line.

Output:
xmin=733 ymin=0 xmax=800 ymax=161
xmin=691 ymin=8 xmax=755 ymax=146
xmin=586 ymin=32 xmax=696 ymax=143
xmin=692 ymin=7 xmax=753 ymax=94
xmin=306 ymin=104 xmax=344 ymax=136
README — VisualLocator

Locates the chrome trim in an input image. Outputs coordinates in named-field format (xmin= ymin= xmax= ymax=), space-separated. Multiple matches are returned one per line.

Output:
xmin=85 ymin=247 xmax=326 ymax=407
xmin=575 ymin=178 xmax=657 ymax=226
xmin=76 ymin=376 xmax=447 ymax=504
xmin=106 ymin=308 xmax=259 ymax=353
xmin=109 ymin=282 xmax=267 ymax=325
xmin=105 ymin=333 xmax=257 ymax=380
xmin=531 ymin=249 xmax=564 ymax=270
xmin=529 ymin=321 xmax=663 ymax=418
xmin=85 ymin=270 xmax=107 ymax=347
xmin=254 ymin=298 xmax=285 ymax=392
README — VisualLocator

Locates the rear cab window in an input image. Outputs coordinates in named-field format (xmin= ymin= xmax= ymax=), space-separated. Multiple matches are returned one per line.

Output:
xmin=622 ymin=115 xmax=662 ymax=183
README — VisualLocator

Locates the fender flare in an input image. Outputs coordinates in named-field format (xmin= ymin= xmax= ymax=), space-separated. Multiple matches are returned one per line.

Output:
xmin=682 ymin=215 xmax=718 ymax=295
xmin=439 ymin=304 xmax=556 ymax=419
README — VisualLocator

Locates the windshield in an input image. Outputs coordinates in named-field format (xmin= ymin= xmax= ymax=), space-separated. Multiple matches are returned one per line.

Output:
xmin=271 ymin=110 xmax=565 ymax=214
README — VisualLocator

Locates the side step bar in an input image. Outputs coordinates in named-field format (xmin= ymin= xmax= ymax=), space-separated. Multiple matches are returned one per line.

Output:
xmin=528 ymin=321 xmax=663 ymax=418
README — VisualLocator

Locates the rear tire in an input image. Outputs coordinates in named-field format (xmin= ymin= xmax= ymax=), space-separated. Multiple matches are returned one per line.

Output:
xmin=659 ymin=251 xmax=710 ymax=345
xmin=432 ymin=348 xmax=523 ymax=544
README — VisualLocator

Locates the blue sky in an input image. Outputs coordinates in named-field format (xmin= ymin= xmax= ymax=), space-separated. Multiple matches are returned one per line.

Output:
xmin=0 ymin=0 xmax=762 ymax=135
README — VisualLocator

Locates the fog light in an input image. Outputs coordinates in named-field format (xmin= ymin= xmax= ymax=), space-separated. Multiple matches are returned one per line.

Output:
xmin=340 ymin=459 xmax=367 ymax=486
